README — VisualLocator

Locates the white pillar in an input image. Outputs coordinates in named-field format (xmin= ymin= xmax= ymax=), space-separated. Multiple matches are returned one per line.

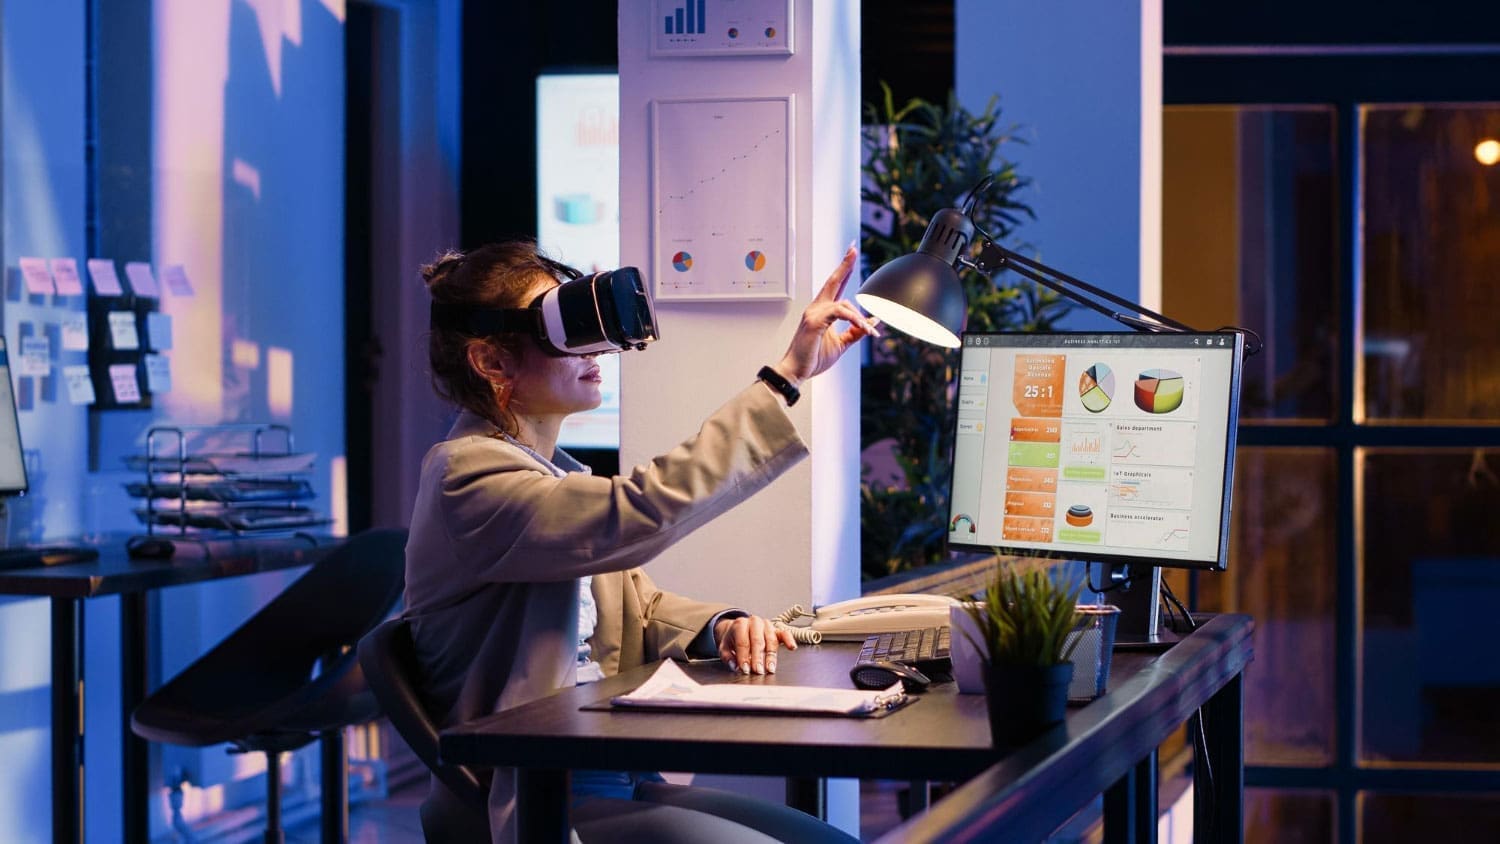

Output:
xmin=955 ymin=0 xmax=1163 ymax=319
xmin=618 ymin=1 xmax=862 ymax=835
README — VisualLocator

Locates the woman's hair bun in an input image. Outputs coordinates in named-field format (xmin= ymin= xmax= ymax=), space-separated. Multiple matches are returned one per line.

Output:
xmin=421 ymin=250 xmax=465 ymax=289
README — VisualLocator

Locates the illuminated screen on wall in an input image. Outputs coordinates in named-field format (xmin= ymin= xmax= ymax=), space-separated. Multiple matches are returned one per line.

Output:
xmin=537 ymin=71 xmax=621 ymax=450
xmin=947 ymin=332 xmax=1243 ymax=571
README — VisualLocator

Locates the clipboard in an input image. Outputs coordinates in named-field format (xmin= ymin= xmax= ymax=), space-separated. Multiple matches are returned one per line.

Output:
xmin=582 ymin=660 xmax=919 ymax=719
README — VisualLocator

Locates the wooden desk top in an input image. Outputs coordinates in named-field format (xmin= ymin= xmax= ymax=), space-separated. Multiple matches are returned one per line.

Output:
xmin=0 ymin=533 xmax=338 ymax=599
xmin=440 ymin=614 xmax=1254 ymax=786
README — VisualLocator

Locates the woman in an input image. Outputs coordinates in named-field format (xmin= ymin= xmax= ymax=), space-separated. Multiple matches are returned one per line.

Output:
xmin=404 ymin=238 xmax=876 ymax=843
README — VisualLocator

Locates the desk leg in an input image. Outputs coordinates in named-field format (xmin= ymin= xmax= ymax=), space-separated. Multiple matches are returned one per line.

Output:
xmin=51 ymin=597 xmax=84 ymax=844
xmin=517 ymin=768 xmax=570 ymax=844
xmin=786 ymin=777 xmax=827 ymax=820
xmin=121 ymin=592 xmax=150 ymax=844
xmin=1195 ymin=673 xmax=1244 ymax=844
xmin=1104 ymin=750 xmax=1157 ymax=844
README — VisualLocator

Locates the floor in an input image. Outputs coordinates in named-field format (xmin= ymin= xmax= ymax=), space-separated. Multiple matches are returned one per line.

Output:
xmin=282 ymin=778 xmax=911 ymax=843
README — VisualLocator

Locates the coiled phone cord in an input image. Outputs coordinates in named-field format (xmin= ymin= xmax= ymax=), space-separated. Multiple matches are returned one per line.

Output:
xmin=772 ymin=604 xmax=824 ymax=645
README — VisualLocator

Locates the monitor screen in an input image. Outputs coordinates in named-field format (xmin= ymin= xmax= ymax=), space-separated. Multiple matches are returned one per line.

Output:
xmin=0 ymin=338 xmax=28 ymax=495
xmin=946 ymin=332 xmax=1243 ymax=571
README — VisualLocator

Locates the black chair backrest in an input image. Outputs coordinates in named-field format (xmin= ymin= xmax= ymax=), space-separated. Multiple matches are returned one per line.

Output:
xmin=358 ymin=617 xmax=488 ymax=809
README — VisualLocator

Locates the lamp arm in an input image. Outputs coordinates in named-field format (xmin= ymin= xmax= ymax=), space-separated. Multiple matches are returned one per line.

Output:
xmin=965 ymin=239 xmax=1197 ymax=334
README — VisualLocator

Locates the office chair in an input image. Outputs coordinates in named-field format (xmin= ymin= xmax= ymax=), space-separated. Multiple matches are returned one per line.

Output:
xmin=132 ymin=528 xmax=408 ymax=844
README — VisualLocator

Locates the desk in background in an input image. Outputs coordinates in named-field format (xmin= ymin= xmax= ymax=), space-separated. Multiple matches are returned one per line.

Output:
xmin=440 ymin=613 xmax=1253 ymax=843
xmin=0 ymin=534 xmax=339 ymax=844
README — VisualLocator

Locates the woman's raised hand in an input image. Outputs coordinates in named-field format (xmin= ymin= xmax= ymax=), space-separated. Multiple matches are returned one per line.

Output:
xmin=771 ymin=245 xmax=880 ymax=386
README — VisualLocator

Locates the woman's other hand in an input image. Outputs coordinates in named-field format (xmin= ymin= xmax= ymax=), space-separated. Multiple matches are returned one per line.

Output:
xmin=771 ymin=245 xmax=880 ymax=387
xmin=716 ymin=614 xmax=798 ymax=675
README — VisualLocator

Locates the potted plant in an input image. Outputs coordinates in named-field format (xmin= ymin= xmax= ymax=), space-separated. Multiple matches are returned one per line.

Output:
xmin=962 ymin=557 xmax=1083 ymax=745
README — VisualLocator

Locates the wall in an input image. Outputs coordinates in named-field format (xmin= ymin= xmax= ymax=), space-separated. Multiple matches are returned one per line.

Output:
xmin=617 ymin=0 xmax=863 ymax=835
xmin=955 ymin=0 xmax=1163 ymax=322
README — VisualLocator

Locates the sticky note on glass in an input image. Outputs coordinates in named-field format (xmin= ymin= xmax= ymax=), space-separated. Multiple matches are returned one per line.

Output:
xmin=61 ymin=313 xmax=88 ymax=351
xmin=18 ymin=257 xmax=54 ymax=295
xmin=87 ymin=258 xmax=124 ymax=296
xmin=50 ymin=258 xmax=84 ymax=295
xmin=109 ymin=363 xmax=142 ymax=404
xmin=108 ymin=311 xmax=140 ymax=350
xmin=146 ymin=312 xmax=173 ymax=350
xmin=63 ymin=365 xmax=95 ymax=405
xmin=18 ymin=336 xmax=50 ymax=377
xmin=160 ymin=264 xmax=195 ymax=297
xmin=124 ymin=262 xmax=160 ymax=297
xmin=144 ymin=354 xmax=172 ymax=394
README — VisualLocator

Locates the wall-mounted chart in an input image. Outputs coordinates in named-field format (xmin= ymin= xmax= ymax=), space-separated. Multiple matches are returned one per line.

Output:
xmin=650 ymin=0 xmax=794 ymax=57
xmin=651 ymin=96 xmax=794 ymax=301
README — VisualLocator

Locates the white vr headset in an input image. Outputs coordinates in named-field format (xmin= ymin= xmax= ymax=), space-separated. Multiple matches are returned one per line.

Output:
xmin=431 ymin=266 xmax=660 ymax=356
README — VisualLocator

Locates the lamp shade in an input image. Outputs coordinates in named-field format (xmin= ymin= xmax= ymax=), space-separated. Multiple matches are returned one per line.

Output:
xmin=855 ymin=252 xmax=967 ymax=348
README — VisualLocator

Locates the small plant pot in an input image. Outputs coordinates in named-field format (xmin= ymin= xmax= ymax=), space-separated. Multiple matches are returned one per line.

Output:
xmin=983 ymin=661 xmax=1075 ymax=746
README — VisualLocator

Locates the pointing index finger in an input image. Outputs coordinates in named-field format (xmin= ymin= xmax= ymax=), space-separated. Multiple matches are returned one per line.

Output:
xmin=820 ymin=244 xmax=859 ymax=302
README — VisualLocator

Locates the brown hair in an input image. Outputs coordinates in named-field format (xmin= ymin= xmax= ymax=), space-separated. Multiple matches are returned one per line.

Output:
xmin=422 ymin=239 xmax=577 ymax=434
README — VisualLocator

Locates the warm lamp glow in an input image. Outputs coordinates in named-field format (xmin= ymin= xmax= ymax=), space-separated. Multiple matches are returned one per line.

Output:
xmin=1476 ymin=139 xmax=1500 ymax=166
xmin=855 ymin=293 xmax=962 ymax=348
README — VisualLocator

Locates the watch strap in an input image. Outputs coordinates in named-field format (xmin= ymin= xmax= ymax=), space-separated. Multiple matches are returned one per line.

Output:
xmin=756 ymin=365 xmax=801 ymax=407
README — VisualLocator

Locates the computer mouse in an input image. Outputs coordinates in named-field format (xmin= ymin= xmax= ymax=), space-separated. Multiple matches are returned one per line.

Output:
xmin=850 ymin=660 xmax=932 ymax=693
xmin=126 ymin=536 xmax=177 ymax=559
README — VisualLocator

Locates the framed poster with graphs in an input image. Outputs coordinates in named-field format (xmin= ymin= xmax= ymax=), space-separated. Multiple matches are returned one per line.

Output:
xmin=650 ymin=96 xmax=794 ymax=302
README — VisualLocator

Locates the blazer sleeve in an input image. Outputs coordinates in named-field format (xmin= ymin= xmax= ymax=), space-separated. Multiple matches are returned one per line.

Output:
xmin=440 ymin=382 xmax=807 ymax=583
xmin=626 ymin=567 xmax=733 ymax=663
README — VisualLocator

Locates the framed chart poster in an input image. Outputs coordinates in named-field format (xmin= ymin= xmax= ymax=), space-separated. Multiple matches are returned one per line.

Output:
xmin=650 ymin=96 xmax=794 ymax=302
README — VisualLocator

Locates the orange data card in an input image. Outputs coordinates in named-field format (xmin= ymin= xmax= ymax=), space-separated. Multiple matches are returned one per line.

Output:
xmin=1003 ymin=491 xmax=1056 ymax=518
xmin=1006 ymin=466 xmax=1058 ymax=493
xmin=1009 ymin=417 xmax=1062 ymax=443
xmin=1011 ymin=354 xmax=1066 ymax=417
xmin=1002 ymin=516 xmax=1055 ymax=543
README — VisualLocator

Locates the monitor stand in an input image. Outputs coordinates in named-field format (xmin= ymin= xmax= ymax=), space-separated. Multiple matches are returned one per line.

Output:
xmin=1101 ymin=563 xmax=1179 ymax=651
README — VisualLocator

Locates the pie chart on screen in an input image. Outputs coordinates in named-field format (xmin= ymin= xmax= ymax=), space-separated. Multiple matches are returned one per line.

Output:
xmin=672 ymin=252 xmax=693 ymax=272
xmin=1134 ymin=368 xmax=1185 ymax=414
xmin=1079 ymin=363 xmax=1114 ymax=413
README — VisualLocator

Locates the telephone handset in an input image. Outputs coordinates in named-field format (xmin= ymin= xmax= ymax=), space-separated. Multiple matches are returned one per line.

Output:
xmin=773 ymin=594 xmax=963 ymax=644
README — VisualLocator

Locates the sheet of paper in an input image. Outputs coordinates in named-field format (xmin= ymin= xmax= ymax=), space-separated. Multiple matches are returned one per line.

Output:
xmin=18 ymin=257 xmax=54 ymax=295
xmin=61 ymin=313 xmax=89 ymax=351
xmin=159 ymin=264 xmax=195 ymax=297
xmin=146 ymin=312 xmax=173 ymax=350
xmin=611 ymin=659 xmax=903 ymax=716
xmin=50 ymin=258 xmax=84 ymax=295
xmin=109 ymin=363 xmax=142 ymax=403
xmin=144 ymin=354 xmax=171 ymax=394
xmin=108 ymin=311 xmax=140 ymax=350
xmin=63 ymin=365 xmax=95 ymax=405
xmin=87 ymin=258 xmax=124 ymax=296
xmin=124 ymin=262 xmax=160 ymax=297
xmin=18 ymin=336 xmax=50 ymax=377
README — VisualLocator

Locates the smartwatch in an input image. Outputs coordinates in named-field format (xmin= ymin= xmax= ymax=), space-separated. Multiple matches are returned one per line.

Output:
xmin=757 ymin=366 xmax=801 ymax=407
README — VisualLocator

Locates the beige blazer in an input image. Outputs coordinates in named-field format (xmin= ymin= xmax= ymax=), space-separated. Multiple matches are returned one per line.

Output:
xmin=402 ymin=381 xmax=808 ymax=843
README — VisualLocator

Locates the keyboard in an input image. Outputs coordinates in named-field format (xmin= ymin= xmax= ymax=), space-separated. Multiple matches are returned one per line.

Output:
xmin=0 ymin=545 xmax=100 ymax=572
xmin=857 ymin=626 xmax=953 ymax=676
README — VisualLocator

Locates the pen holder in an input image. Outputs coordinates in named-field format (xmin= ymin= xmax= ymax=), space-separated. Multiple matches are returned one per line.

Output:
xmin=950 ymin=604 xmax=987 ymax=694
xmin=1065 ymin=604 xmax=1120 ymax=702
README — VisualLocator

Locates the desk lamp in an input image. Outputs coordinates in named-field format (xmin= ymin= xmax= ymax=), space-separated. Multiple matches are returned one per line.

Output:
xmin=857 ymin=174 xmax=1259 ymax=645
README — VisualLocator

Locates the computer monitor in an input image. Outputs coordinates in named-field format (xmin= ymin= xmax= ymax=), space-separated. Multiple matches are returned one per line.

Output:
xmin=946 ymin=332 xmax=1243 ymax=643
xmin=0 ymin=338 xmax=29 ymax=495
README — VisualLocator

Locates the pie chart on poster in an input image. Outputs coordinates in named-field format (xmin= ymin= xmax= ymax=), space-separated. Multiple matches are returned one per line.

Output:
xmin=1079 ymin=363 xmax=1114 ymax=413
xmin=672 ymin=252 xmax=693 ymax=272
xmin=745 ymin=250 xmax=767 ymax=271
xmin=1134 ymin=368 xmax=1185 ymax=414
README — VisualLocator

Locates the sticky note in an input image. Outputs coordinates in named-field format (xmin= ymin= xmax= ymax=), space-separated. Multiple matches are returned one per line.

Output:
xmin=144 ymin=354 xmax=171 ymax=394
xmin=108 ymin=311 xmax=140 ymax=350
xmin=146 ymin=312 xmax=173 ymax=350
xmin=63 ymin=365 xmax=95 ymax=405
xmin=160 ymin=264 xmax=195 ymax=297
xmin=109 ymin=363 xmax=141 ymax=403
xmin=87 ymin=259 xmax=124 ymax=296
xmin=50 ymin=258 xmax=84 ymax=295
xmin=18 ymin=257 xmax=54 ymax=295
xmin=18 ymin=336 xmax=50 ymax=377
xmin=61 ymin=313 xmax=88 ymax=351
xmin=124 ymin=262 xmax=160 ymax=297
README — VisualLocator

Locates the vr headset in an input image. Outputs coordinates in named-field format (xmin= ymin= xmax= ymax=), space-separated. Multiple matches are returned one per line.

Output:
xmin=431 ymin=266 xmax=659 ymax=356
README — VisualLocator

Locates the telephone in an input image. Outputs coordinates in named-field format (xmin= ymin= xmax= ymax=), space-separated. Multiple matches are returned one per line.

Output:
xmin=773 ymin=594 xmax=963 ymax=644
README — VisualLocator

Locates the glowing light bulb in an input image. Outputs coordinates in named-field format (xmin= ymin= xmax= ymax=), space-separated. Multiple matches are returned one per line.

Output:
xmin=1476 ymin=139 xmax=1500 ymax=166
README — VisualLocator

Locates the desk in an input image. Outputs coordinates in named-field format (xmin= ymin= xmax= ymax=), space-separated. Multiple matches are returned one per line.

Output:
xmin=440 ymin=613 xmax=1252 ymax=843
xmin=0 ymin=534 xmax=337 ymax=844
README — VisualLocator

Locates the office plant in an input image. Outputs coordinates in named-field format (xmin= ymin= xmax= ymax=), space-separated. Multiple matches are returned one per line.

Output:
xmin=859 ymin=84 xmax=1072 ymax=579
